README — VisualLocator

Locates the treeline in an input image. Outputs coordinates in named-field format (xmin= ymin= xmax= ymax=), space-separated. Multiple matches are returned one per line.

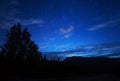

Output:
xmin=64 ymin=56 xmax=120 ymax=74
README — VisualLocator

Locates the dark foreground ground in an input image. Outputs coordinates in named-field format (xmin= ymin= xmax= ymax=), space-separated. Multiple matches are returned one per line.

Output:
xmin=1 ymin=57 xmax=120 ymax=81
xmin=6 ymin=74 xmax=120 ymax=81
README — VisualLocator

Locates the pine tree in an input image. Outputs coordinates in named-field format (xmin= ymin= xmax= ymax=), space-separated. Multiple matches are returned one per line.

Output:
xmin=1 ymin=24 xmax=19 ymax=61
xmin=0 ymin=23 xmax=42 ymax=62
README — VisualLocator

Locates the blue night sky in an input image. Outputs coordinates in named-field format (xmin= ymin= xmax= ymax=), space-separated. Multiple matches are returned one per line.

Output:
xmin=0 ymin=0 xmax=120 ymax=59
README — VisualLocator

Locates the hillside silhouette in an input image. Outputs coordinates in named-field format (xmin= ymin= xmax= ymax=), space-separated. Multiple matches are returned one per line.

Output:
xmin=0 ymin=24 xmax=120 ymax=81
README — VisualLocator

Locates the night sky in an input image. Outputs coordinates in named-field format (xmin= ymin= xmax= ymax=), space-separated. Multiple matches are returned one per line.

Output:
xmin=0 ymin=0 xmax=120 ymax=59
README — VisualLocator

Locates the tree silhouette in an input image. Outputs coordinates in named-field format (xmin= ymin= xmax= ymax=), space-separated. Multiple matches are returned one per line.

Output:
xmin=0 ymin=23 xmax=42 ymax=63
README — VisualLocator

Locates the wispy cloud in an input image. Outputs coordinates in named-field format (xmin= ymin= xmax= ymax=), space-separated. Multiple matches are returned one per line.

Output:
xmin=0 ymin=0 xmax=44 ymax=29
xmin=44 ymin=42 xmax=120 ymax=58
xmin=64 ymin=33 xmax=72 ymax=38
xmin=60 ymin=25 xmax=74 ymax=38
xmin=15 ymin=18 xmax=45 ymax=26
xmin=60 ymin=26 xmax=74 ymax=33
xmin=88 ymin=19 xmax=120 ymax=31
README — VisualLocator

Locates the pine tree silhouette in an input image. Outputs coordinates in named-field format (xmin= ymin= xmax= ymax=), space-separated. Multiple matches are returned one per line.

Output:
xmin=0 ymin=23 xmax=42 ymax=63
